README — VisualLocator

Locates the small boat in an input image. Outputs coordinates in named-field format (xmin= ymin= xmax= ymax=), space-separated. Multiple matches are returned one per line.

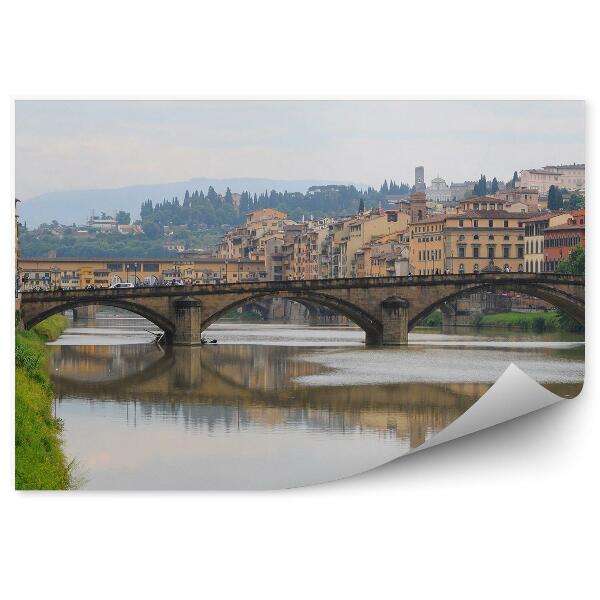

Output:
xmin=145 ymin=329 xmax=165 ymax=344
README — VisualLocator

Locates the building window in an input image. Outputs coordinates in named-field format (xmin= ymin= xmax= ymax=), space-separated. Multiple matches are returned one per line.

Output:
xmin=517 ymin=247 xmax=524 ymax=258
xmin=504 ymin=220 xmax=509 ymax=228
xmin=488 ymin=220 xmax=494 ymax=228
xmin=473 ymin=246 xmax=480 ymax=258
xmin=503 ymin=247 xmax=510 ymax=259
xmin=459 ymin=219 xmax=464 ymax=227
xmin=488 ymin=247 xmax=495 ymax=259
xmin=458 ymin=247 xmax=465 ymax=258
xmin=473 ymin=220 xmax=479 ymax=228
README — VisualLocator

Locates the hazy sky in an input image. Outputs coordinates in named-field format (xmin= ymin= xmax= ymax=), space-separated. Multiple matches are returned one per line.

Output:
xmin=15 ymin=100 xmax=585 ymax=200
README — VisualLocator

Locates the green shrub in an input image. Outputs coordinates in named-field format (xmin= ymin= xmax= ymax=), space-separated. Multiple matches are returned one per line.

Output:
xmin=15 ymin=315 xmax=71 ymax=490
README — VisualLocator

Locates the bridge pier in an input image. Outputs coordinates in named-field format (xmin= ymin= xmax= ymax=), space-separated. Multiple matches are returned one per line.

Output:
xmin=172 ymin=297 xmax=203 ymax=345
xmin=381 ymin=296 xmax=409 ymax=345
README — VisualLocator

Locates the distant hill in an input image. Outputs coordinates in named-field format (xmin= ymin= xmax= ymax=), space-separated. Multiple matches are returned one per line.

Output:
xmin=19 ymin=177 xmax=364 ymax=228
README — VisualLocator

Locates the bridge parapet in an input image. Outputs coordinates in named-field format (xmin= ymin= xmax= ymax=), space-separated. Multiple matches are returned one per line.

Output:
xmin=19 ymin=273 xmax=584 ymax=346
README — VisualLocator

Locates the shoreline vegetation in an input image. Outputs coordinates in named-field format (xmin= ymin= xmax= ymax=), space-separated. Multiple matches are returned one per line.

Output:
xmin=418 ymin=309 xmax=583 ymax=333
xmin=15 ymin=314 xmax=72 ymax=490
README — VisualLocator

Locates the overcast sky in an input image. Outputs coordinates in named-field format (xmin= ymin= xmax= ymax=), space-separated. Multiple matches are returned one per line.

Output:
xmin=15 ymin=100 xmax=585 ymax=200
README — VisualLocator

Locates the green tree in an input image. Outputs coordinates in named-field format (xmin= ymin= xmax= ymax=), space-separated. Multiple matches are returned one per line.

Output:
xmin=142 ymin=222 xmax=162 ymax=240
xmin=556 ymin=245 xmax=584 ymax=331
xmin=491 ymin=177 xmax=499 ymax=194
xmin=557 ymin=245 xmax=584 ymax=275
xmin=116 ymin=211 xmax=131 ymax=225
xmin=548 ymin=185 xmax=564 ymax=210
xmin=473 ymin=175 xmax=487 ymax=197
xmin=565 ymin=191 xmax=584 ymax=210
xmin=358 ymin=198 xmax=365 ymax=213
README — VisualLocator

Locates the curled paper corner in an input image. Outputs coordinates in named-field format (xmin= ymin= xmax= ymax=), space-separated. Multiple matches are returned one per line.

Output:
xmin=409 ymin=363 xmax=566 ymax=455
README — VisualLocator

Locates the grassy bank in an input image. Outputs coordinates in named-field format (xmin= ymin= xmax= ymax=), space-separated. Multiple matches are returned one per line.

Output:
xmin=15 ymin=314 xmax=71 ymax=490
xmin=418 ymin=310 xmax=443 ymax=327
xmin=418 ymin=309 xmax=582 ymax=333
xmin=474 ymin=311 xmax=561 ymax=332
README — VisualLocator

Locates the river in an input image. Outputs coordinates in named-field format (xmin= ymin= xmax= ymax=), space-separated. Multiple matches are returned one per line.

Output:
xmin=47 ymin=315 xmax=584 ymax=489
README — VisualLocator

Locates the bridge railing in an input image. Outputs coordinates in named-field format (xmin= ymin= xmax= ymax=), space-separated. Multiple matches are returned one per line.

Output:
xmin=19 ymin=271 xmax=584 ymax=298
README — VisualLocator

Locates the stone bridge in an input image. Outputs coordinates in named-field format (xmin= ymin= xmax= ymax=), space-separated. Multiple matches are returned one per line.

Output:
xmin=19 ymin=273 xmax=585 ymax=346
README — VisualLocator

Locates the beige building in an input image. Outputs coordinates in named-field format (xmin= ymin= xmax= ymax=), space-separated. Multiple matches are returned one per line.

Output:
xmin=328 ymin=208 xmax=409 ymax=278
xmin=215 ymin=207 xmax=295 ymax=261
xmin=495 ymin=187 xmax=540 ymax=212
xmin=520 ymin=164 xmax=585 ymax=194
xmin=19 ymin=257 xmax=267 ymax=289
xmin=356 ymin=232 xmax=410 ymax=278
xmin=409 ymin=210 xmax=526 ymax=275
xmin=522 ymin=212 xmax=572 ymax=273
xmin=409 ymin=215 xmax=446 ymax=275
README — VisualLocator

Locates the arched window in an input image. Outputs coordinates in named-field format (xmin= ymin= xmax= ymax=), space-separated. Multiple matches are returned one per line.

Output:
xmin=535 ymin=260 xmax=539 ymax=272
xmin=474 ymin=234 xmax=479 ymax=240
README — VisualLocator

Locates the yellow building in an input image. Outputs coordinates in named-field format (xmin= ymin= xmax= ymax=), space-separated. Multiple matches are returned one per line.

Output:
xmin=330 ymin=209 xmax=409 ymax=278
xmin=445 ymin=210 xmax=525 ymax=274
xmin=409 ymin=210 xmax=526 ymax=275
xmin=409 ymin=215 xmax=446 ymax=275
xmin=19 ymin=257 xmax=267 ymax=289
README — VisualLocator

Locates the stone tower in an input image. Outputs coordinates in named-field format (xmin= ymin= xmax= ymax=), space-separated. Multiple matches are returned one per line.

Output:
xmin=415 ymin=166 xmax=426 ymax=191
xmin=409 ymin=192 xmax=427 ymax=223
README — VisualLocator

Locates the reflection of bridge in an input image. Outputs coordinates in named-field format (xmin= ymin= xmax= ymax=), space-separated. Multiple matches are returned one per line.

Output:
xmin=51 ymin=344 xmax=486 ymax=448
xmin=22 ymin=273 xmax=584 ymax=346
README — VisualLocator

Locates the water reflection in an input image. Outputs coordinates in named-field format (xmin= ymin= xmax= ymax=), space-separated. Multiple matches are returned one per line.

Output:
xmin=51 ymin=343 xmax=484 ymax=446
xmin=49 ymin=319 xmax=584 ymax=489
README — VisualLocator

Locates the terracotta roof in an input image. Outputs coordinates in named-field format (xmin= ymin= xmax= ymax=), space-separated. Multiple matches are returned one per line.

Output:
xmin=519 ymin=211 xmax=564 ymax=222
xmin=410 ymin=214 xmax=447 ymax=225
xmin=545 ymin=223 xmax=585 ymax=232
xmin=452 ymin=210 xmax=521 ymax=219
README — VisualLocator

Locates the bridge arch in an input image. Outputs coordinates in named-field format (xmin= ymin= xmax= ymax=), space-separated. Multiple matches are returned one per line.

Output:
xmin=202 ymin=290 xmax=383 ymax=344
xmin=408 ymin=281 xmax=584 ymax=331
xmin=23 ymin=298 xmax=176 ymax=339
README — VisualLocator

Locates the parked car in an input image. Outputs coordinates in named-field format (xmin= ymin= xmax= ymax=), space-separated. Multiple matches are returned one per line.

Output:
xmin=109 ymin=282 xmax=135 ymax=289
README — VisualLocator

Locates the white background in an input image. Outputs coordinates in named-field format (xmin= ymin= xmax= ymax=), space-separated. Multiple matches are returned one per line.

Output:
xmin=1 ymin=2 xmax=598 ymax=599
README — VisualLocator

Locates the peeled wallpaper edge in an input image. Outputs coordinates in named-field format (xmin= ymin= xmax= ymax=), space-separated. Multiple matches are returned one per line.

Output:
xmin=408 ymin=363 xmax=565 ymax=454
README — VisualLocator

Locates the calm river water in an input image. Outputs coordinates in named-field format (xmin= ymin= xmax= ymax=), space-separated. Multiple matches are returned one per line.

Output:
xmin=47 ymin=316 xmax=584 ymax=489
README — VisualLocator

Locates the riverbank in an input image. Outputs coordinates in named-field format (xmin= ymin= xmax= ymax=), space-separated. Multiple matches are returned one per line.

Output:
xmin=418 ymin=309 xmax=582 ymax=332
xmin=15 ymin=314 xmax=72 ymax=490
xmin=474 ymin=310 xmax=580 ymax=332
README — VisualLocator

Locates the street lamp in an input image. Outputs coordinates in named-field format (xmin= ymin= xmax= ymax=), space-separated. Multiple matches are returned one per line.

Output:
xmin=134 ymin=262 xmax=138 ymax=285
xmin=125 ymin=264 xmax=130 ymax=284
xmin=224 ymin=259 xmax=228 ymax=284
